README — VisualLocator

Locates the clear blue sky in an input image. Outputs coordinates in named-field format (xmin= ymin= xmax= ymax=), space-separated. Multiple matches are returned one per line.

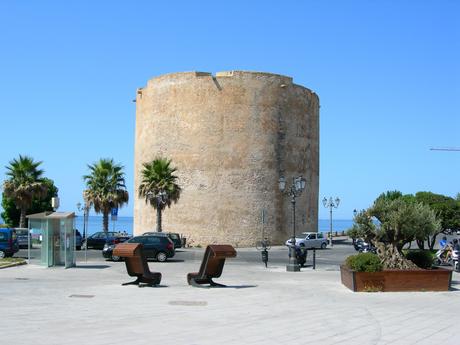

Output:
xmin=0 ymin=1 xmax=459 ymax=219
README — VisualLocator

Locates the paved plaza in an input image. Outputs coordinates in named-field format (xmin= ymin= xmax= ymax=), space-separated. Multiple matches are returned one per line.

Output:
xmin=2 ymin=247 xmax=460 ymax=345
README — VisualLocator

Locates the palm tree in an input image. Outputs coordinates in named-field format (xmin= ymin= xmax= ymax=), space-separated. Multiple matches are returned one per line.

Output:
xmin=138 ymin=157 xmax=181 ymax=232
xmin=83 ymin=158 xmax=129 ymax=232
xmin=3 ymin=155 xmax=48 ymax=228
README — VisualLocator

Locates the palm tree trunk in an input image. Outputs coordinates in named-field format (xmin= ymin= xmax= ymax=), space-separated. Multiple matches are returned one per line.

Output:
xmin=156 ymin=207 xmax=162 ymax=232
xmin=19 ymin=207 xmax=27 ymax=228
xmin=103 ymin=212 xmax=109 ymax=233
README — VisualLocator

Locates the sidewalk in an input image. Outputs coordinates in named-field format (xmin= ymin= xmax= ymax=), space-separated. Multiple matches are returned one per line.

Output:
xmin=2 ymin=258 xmax=460 ymax=345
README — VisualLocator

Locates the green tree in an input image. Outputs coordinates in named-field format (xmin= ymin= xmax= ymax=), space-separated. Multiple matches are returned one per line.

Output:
xmin=347 ymin=209 xmax=376 ymax=244
xmin=138 ymin=157 xmax=181 ymax=232
xmin=83 ymin=158 xmax=129 ymax=232
xmin=415 ymin=191 xmax=460 ymax=249
xmin=1 ymin=178 xmax=58 ymax=227
xmin=352 ymin=191 xmax=440 ymax=269
xmin=2 ymin=155 xmax=49 ymax=228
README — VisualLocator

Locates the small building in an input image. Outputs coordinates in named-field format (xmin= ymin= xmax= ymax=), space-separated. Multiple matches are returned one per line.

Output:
xmin=27 ymin=212 xmax=76 ymax=268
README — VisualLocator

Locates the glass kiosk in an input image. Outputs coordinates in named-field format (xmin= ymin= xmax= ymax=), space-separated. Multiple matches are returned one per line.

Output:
xmin=27 ymin=212 xmax=76 ymax=268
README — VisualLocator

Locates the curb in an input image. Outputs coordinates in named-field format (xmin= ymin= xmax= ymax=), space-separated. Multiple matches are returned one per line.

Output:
xmin=0 ymin=260 xmax=27 ymax=269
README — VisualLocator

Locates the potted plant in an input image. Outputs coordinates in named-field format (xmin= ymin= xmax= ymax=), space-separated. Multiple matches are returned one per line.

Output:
xmin=342 ymin=191 xmax=452 ymax=292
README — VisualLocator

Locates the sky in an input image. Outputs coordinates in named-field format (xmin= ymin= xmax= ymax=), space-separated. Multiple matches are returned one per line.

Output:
xmin=0 ymin=0 xmax=459 ymax=220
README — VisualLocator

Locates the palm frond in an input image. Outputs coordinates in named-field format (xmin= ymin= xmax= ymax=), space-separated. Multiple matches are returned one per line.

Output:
xmin=83 ymin=158 xmax=129 ymax=216
xmin=138 ymin=157 xmax=181 ymax=210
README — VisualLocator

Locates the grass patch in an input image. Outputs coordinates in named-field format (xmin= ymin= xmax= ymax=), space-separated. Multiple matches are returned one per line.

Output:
xmin=0 ymin=257 xmax=26 ymax=268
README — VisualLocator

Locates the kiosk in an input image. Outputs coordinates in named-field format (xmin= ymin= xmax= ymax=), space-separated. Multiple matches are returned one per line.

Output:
xmin=27 ymin=212 xmax=76 ymax=268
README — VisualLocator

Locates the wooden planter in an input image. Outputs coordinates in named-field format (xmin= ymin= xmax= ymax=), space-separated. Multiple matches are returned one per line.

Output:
xmin=340 ymin=265 xmax=452 ymax=292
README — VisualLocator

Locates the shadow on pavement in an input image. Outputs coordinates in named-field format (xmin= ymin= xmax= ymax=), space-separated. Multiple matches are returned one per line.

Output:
xmin=333 ymin=238 xmax=353 ymax=245
xmin=75 ymin=265 xmax=111 ymax=269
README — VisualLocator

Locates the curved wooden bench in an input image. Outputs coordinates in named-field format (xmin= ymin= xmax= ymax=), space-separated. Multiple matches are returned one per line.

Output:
xmin=113 ymin=243 xmax=161 ymax=287
xmin=187 ymin=245 xmax=237 ymax=287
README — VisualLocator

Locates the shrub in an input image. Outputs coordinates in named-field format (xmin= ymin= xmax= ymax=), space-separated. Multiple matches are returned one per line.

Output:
xmin=405 ymin=250 xmax=433 ymax=269
xmin=345 ymin=253 xmax=383 ymax=272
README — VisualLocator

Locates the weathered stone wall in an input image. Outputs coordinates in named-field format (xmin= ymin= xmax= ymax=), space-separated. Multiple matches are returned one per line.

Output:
xmin=134 ymin=71 xmax=319 ymax=247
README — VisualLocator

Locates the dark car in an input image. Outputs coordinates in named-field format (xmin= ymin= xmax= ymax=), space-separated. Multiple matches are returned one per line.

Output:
xmin=15 ymin=228 xmax=31 ymax=249
xmin=354 ymin=239 xmax=365 ymax=251
xmin=84 ymin=231 xmax=130 ymax=250
xmin=0 ymin=228 xmax=19 ymax=258
xmin=354 ymin=239 xmax=375 ymax=252
xmin=103 ymin=234 xmax=175 ymax=262
xmin=142 ymin=231 xmax=182 ymax=249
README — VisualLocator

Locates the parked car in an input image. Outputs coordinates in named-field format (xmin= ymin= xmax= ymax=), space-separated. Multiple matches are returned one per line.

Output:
xmin=103 ymin=234 xmax=175 ymax=262
xmin=75 ymin=229 xmax=83 ymax=251
xmin=84 ymin=231 xmax=130 ymax=250
xmin=353 ymin=238 xmax=365 ymax=251
xmin=15 ymin=228 xmax=31 ymax=249
xmin=142 ymin=231 xmax=182 ymax=249
xmin=0 ymin=228 xmax=19 ymax=258
xmin=285 ymin=232 xmax=328 ymax=249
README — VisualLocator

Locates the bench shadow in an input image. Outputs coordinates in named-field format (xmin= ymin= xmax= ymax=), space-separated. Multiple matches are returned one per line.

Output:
xmin=75 ymin=265 xmax=111 ymax=269
xmin=219 ymin=284 xmax=257 ymax=289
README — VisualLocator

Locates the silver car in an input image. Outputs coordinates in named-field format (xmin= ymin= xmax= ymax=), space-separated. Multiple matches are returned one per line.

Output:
xmin=285 ymin=232 xmax=328 ymax=249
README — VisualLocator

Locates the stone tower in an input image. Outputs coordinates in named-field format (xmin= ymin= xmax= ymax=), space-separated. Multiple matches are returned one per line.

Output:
xmin=134 ymin=71 xmax=319 ymax=247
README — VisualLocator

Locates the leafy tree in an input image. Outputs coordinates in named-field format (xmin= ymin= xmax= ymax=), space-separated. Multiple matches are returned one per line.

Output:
xmin=138 ymin=157 xmax=181 ymax=232
xmin=2 ymin=155 xmax=49 ymax=227
xmin=415 ymin=191 xmax=460 ymax=249
xmin=347 ymin=210 xmax=376 ymax=244
xmin=351 ymin=191 xmax=440 ymax=270
xmin=83 ymin=158 xmax=129 ymax=232
xmin=2 ymin=178 xmax=58 ymax=227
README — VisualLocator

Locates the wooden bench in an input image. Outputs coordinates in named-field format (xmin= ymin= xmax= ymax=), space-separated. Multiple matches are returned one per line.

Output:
xmin=187 ymin=244 xmax=237 ymax=287
xmin=113 ymin=243 xmax=161 ymax=287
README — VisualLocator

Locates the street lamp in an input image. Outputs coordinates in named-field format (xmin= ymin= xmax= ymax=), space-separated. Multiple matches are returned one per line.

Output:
xmin=76 ymin=202 xmax=90 ymax=240
xmin=147 ymin=190 xmax=168 ymax=232
xmin=77 ymin=201 xmax=90 ymax=262
xmin=322 ymin=197 xmax=340 ymax=247
xmin=279 ymin=175 xmax=306 ymax=272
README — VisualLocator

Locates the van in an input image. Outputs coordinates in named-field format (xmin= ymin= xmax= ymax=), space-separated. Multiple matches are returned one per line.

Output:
xmin=0 ymin=228 xmax=19 ymax=258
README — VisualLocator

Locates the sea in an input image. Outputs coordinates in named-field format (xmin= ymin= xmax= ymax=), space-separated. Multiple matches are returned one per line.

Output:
xmin=1 ymin=215 xmax=354 ymax=236
xmin=75 ymin=216 xmax=353 ymax=236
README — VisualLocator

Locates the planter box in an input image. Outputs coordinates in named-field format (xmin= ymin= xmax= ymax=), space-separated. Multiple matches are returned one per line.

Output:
xmin=340 ymin=265 xmax=452 ymax=292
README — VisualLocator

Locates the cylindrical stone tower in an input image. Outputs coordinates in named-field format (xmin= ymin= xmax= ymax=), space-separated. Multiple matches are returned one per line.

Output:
xmin=134 ymin=71 xmax=319 ymax=247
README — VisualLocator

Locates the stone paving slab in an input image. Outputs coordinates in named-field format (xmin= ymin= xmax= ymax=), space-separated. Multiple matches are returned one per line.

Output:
xmin=1 ymin=259 xmax=460 ymax=345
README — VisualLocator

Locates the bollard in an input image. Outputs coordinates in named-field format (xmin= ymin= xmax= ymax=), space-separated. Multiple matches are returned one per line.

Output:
xmin=261 ymin=249 xmax=268 ymax=268
xmin=313 ymin=248 xmax=316 ymax=270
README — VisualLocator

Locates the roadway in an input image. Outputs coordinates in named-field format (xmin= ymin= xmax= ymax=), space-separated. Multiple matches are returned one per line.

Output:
xmin=17 ymin=237 xmax=357 ymax=270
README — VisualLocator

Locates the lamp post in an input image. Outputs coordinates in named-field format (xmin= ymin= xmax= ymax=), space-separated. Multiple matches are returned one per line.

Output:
xmin=77 ymin=202 xmax=89 ymax=262
xmin=147 ymin=190 xmax=168 ymax=232
xmin=279 ymin=175 xmax=306 ymax=272
xmin=322 ymin=197 xmax=340 ymax=247
xmin=76 ymin=202 xmax=90 ymax=240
